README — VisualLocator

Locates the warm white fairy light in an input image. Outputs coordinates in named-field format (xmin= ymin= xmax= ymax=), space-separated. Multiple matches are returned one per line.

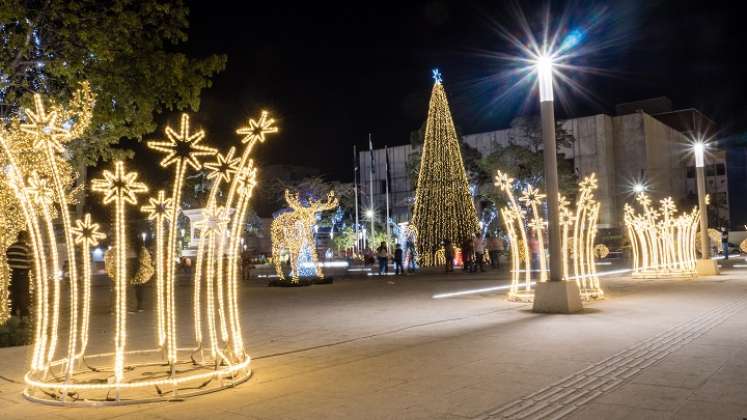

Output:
xmin=4 ymin=98 xmax=267 ymax=404
xmin=25 ymin=171 xmax=62 ymax=366
xmin=148 ymin=113 xmax=217 ymax=370
xmin=140 ymin=190 xmax=172 ymax=347
xmin=92 ymin=161 xmax=148 ymax=385
xmin=519 ymin=186 xmax=547 ymax=282
xmin=624 ymin=193 xmax=698 ymax=278
xmin=217 ymin=110 xmax=277 ymax=357
xmin=194 ymin=147 xmax=241 ymax=349
xmin=495 ymin=170 xmax=604 ymax=302
xmin=70 ymin=213 xmax=105 ymax=356
xmin=271 ymin=190 xmax=339 ymax=282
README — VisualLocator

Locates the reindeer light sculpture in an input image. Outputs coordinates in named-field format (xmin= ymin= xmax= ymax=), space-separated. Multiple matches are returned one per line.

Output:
xmin=271 ymin=190 xmax=339 ymax=282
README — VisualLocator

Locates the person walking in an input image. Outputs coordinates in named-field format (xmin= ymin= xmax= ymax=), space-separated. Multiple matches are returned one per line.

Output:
xmin=406 ymin=238 xmax=417 ymax=272
xmin=528 ymin=235 xmax=540 ymax=271
xmin=474 ymin=235 xmax=486 ymax=272
xmin=376 ymin=241 xmax=389 ymax=275
xmin=721 ymin=227 xmax=729 ymax=260
xmin=444 ymin=239 xmax=454 ymax=273
xmin=6 ymin=231 xmax=32 ymax=318
xmin=393 ymin=243 xmax=404 ymax=275
xmin=462 ymin=236 xmax=474 ymax=273
xmin=487 ymin=234 xmax=499 ymax=269
xmin=131 ymin=244 xmax=155 ymax=312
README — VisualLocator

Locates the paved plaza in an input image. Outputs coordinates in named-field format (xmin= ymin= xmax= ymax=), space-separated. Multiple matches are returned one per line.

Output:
xmin=1 ymin=263 xmax=747 ymax=419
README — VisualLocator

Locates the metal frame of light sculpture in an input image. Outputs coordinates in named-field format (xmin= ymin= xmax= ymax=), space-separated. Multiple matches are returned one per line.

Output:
xmin=495 ymin=171 xmax=604 ymax=302
xmin=624 ymin=193 xmax=699 ymax=278
xmin=271 ymin=190 xmax=339 ymax=282
xmin=3 ymin=91 xmax=275 ymax=404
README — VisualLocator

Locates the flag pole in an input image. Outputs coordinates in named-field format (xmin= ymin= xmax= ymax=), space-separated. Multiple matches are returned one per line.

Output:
xmin=353 ymin=145 xmax=360 ymax=254
xmin=385 ymin=145 xmax=391 ymax=253
xmin=368 ymin=133 xmax=375 ymax=247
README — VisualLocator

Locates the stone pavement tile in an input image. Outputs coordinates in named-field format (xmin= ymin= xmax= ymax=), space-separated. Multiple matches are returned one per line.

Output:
xmin=672 ymin=400 xmax=747 ymax=420
xmin=420 ymin=385 xmax=530 ymax=418
xmin=467 ymin=369 xmax=564 ymax=395
xmin=707 ymin=363 xmax=747 ymax=385
xmin=670 ymin=343 xmax=742 ymax=363
xmin=230 ymin=387 xmax=415 ymax=420
xmin=689 ymin=375 xmax=747 ymax=405
xmin=631 ymin=356 xmax=724 ymax=389
xmin=596 ymin=383 xmax=693 ymax=412
xmin=567 ymin=402 xmax=673 ymax=420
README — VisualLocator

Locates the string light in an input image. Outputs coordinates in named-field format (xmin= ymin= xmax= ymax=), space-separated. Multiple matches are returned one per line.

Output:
xmin=624 ymin=193 xmax=698 ymax=278
xmin=271 ymin=190 xmax=338 ymax=281
xmin=70 ymin=213 xmax=105 ymax=356
xmin=140 ymin=190 xmax=172 ymax=347
xmin=410 ymin=72 xmax=479 ymax=267
xmin=495 ymin=171 xmax=605 ymax=302
xmin=91 ymin=161 xmax=148 ymax=387
xmin=5 ymin=98 xmax=269 ymax=404
xmin=147 ymin=113 xmax=217 ymax=370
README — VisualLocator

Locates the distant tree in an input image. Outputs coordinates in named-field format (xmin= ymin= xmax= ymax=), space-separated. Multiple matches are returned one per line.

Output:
xmin=478 ymin=116 xmax=577 ymax=213
xmin=0 ymin=0 xmax=227 ymax=170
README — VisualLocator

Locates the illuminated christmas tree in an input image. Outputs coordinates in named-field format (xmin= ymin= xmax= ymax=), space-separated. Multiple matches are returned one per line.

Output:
xmin=411 ymin=70 xmax=479 ymax=266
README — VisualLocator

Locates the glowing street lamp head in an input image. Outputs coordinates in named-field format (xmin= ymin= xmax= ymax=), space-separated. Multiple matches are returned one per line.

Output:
xmin=692 ymin=141 xmax=705 ymax=168
xmin=365 ymin=209 xmax=374 ymax=219
xmin=633 ymin=183 xmax=646 ymax=194
xmin=536 ymin=54 xmax=554 ymax=102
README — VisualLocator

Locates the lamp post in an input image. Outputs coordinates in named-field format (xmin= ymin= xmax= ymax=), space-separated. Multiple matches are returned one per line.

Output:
xmin=531 ymin=54 xmax=583 ymax=313
xmin=693 ymin=141 xmax=719 ymax=275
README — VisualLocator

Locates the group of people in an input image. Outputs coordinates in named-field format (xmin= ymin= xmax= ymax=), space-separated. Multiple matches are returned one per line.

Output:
xmin=373 ymin=240 xmax=417 ymax=275
xmin=442 ymin=234 xmax=505 ymax=273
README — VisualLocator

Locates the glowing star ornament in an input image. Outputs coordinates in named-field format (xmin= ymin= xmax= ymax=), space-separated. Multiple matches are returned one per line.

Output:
xmin=19 ymin=94 xmax=69 ymax=153
xmin=148 ymin=113 xmax=216 ymax=171
xmin=236 ymin=110 xmax=278 ymax=146
xmin=205 ymin=146 xmax=241 ymax=184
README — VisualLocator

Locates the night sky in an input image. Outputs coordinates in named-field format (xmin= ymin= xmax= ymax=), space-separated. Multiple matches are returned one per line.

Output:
xmin=131 ymin=0 xmax=747 ymax=185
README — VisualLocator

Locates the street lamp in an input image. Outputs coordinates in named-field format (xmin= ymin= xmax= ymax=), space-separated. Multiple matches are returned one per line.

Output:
xmin=531 ymin=53 xmax=583 ymax=313
xmin=633 ymin=183 xmax=646 ymax=194
xmin=693 ymin=140 xmax=719 ymax=275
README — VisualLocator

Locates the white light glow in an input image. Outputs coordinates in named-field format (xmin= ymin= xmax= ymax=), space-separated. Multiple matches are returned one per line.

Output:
xmin=536 ymin=55 xmax=554 ymax=102
xmin=693 ymin=142 xmax=705 ymax=168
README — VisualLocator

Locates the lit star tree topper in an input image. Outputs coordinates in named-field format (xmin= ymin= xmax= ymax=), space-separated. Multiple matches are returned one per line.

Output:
xmin=147 ymin=113 xmax=217 ymax=368
xmin=91 ymin=161 xmax=148 ymax=384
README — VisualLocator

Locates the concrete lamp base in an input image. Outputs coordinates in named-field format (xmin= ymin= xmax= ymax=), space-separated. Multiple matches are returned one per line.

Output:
xmin=532 ymin=281 xmax=584 ymax=314
xmin=695 ymin=259 xmax=720 ymax=276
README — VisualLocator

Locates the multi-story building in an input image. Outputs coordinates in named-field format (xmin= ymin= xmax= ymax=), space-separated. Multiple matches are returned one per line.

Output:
xmin=359 ymin=98 xmax=728 ymax=230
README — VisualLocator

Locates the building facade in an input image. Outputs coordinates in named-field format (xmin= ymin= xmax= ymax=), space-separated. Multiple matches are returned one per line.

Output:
xmin=359 ymin=99 xmax=728 ymax=230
